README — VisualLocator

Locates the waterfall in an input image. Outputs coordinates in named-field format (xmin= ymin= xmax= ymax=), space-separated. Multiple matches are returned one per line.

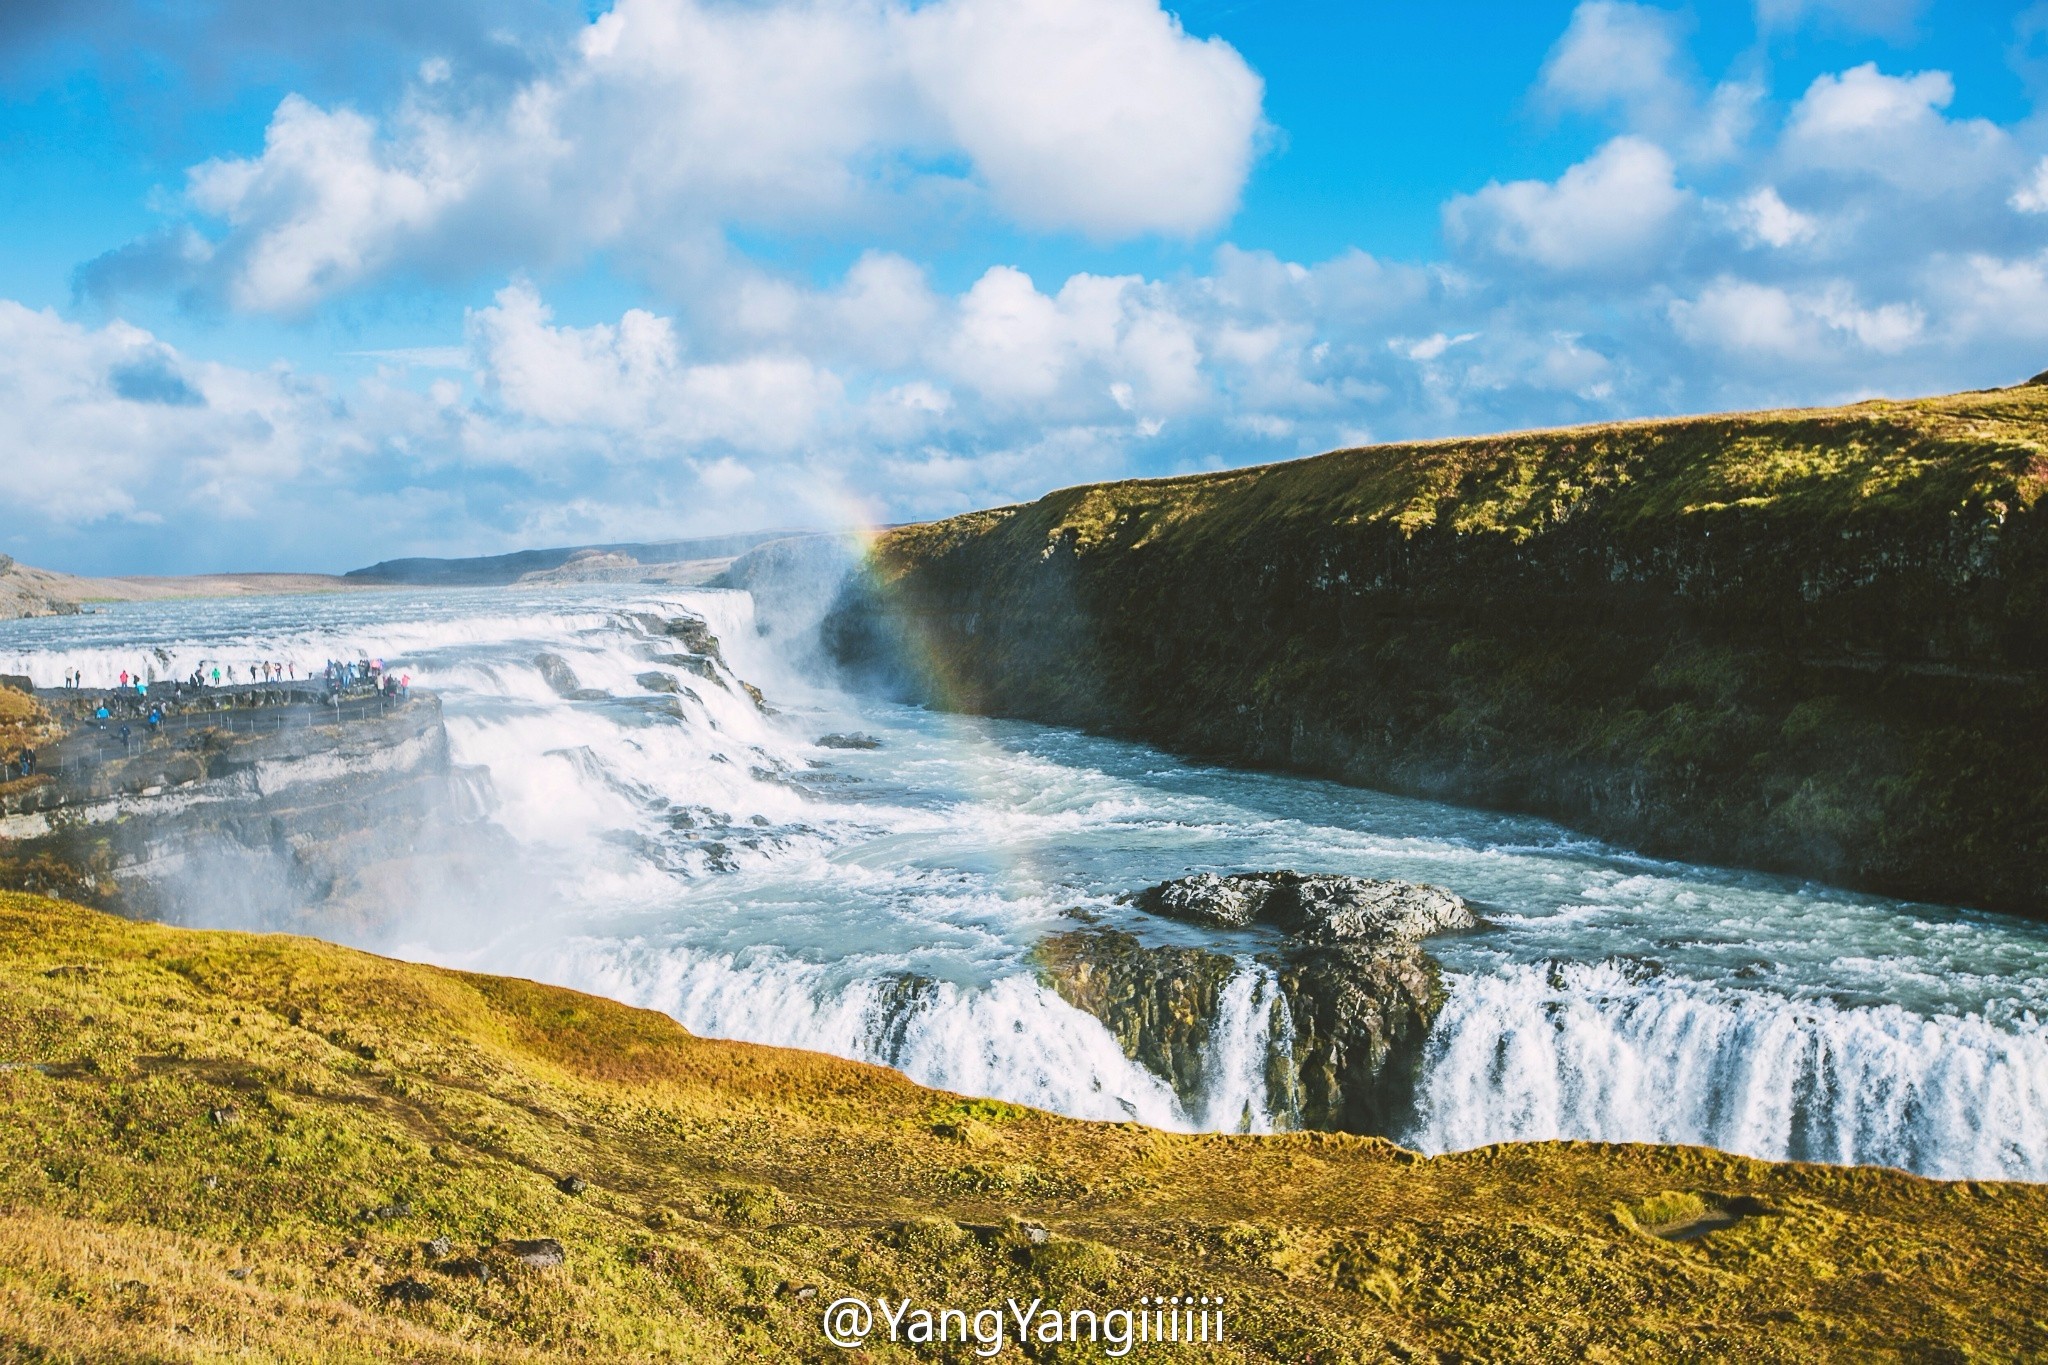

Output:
xmin=1408 ymin=961 xmax=2048 ymax=1180
xmin=1195 ymin=964 xmax=1289 ymax=1134
xmin=10 ymin=583 xmax=2047 ymax=1181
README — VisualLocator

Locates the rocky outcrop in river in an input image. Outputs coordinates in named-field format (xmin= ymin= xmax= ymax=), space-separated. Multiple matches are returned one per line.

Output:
xmin=1035 ymin=872 xmax=1469 ymax=1135
xmin=826 ymin=383 xmax=2048 ymax=918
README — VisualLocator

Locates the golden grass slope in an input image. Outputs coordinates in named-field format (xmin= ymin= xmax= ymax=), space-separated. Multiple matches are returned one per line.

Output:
xmin=1 ymin=892 xmax=2044 ymax=1362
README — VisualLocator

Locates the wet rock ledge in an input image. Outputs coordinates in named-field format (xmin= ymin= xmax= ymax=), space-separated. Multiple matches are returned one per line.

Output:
xmin=1034 ymin=872 xmax=1475 ymax=1136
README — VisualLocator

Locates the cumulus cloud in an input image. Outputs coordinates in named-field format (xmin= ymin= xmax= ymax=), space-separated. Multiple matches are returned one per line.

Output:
xmin=1540 ymin=3 xmax=1688 ymax=127
xmin=903 ymin=0 xmax=1264 ymax=236
xmin=1781 ymin=64 xmax=2007 ymax=193
xmin=1444 ymin=136 xmax=1687 ymax=273
xmin=1729 ymin=187 xmax=1819 ymax=248
xmin=0 ymin=302 xmax=327 ymax=527
xmin=21 ymin=2 xmax=2048 ymax=574
xmin=129 ymin=0 xmax=1264 ymax=315
xmin=1538 ymin=3 xmax=1758 ymax=163
xmin=1670 ymin=277 xmax=1923 ymax=360
xmin=2011 ymin=157 xmax=2048 ymax=214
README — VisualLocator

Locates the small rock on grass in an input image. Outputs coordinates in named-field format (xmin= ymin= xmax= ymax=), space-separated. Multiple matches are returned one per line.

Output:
xmin=380 ymin=1277 xmax=433 ymax=1305
xmin=501 ymin=1238 xmax=566 ymax=1269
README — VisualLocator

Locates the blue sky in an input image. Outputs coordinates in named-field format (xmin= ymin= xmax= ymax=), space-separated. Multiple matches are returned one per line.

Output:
xmin=4 ymin=0 xmax=2047 ymax=574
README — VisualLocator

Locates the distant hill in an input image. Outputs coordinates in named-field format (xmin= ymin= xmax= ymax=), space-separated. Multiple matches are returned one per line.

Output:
xmin=344 ymin=530 xmax=804 ymax=586
xmin=0 ymin=554 xmax=361 ymax=620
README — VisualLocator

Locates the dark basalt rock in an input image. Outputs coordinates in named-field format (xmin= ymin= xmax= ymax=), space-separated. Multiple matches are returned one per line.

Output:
xmin=816 ymin=732 xmax=882 ymax=750
xmin=628 ymin=613 xmax=727 ymax=666
xmin=380 ymin=1276 xmax=433 ymax=1305
xmin=502 ymin=1238 xmax=566 ymax=1269
xmin=1032 ymin=929 xmax=1238 ymax=1109
xmin=1036 ymin=872 xmax=1469 ymax=1136
xmin=533 ymin=652 xmax=582 ymax=698
xmin=1134 ymin=871 xmax=1476 ymax=943
xmin=646 ymin=652 xmax=725 ymax=686
xmin=1271 ymin=944 xmax=1443 ymax=1133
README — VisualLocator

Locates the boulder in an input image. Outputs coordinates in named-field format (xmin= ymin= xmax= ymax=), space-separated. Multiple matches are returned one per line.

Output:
xmin=1032 ymin=929 xmax=1238 ymax=1109
xmin=1034 ymin=926 xmax=1440 ymax=1137
xmin=1133 ymin=871 xmax=1475 ymax=943
xmin=628 ymin=613 xmax=726 ymax=665
xmin=380 ymin=1276 xmax=433 ymax=1305
xmin=533 ymin=653 xmax=583 ymax=698
xmin=1272 ymin=945 xmax=1443 ymax=1134
xmin=816 ymin=732 xmax=882 ymax=750
xmin=635 ymin=672 xmax=682 ymax=695
xmin=502 ymin=1238 xmax=566 ymax=1269
xmin=1035 ymin=869 xmax=1475 ymax=1137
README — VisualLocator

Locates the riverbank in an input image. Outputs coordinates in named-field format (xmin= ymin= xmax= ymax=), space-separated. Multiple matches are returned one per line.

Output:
xmin=2 ymin=890 xmax=2042 ymax=1363
xmin=829 ymin=381 xmax=2048 ymax=918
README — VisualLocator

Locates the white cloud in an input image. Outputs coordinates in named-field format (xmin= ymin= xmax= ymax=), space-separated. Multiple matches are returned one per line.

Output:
xmin=469 ymin=282 xmax=678 ymax=427
xmin=188 ymin=94 xmax=476 ymax=313
xmin=1730 ymin=187 xmax=1819 ymax=248
xmin=903 ymin=0 xmax=1263 ymax=237
xmin=2013 ymin=157 xmax=2048 ymax=214
xmin=0 ymin=302 xmax=331 ymax=525
xmin=1444 ymin=136 xmax=1687 ymax=273
xmin=1670 ymin=277 xmax=1923 ymax=359
xmin=1540 ymin=2 xmax=1686 ymax=125
xmin=159 ymin=0 xmax=1265 ymax=314
xmin=1538 ymin=3 xmax=1757 ymax=164
xmin=940 ymin=266 xmax=1205 ymax=417
xmin=466 ymin=281 xmax=840 ymax=456
xmin=1781 ymin=64 xmax=2007 ymax=193
xmin=1396 ymin=332 xmax=1478 ymax=362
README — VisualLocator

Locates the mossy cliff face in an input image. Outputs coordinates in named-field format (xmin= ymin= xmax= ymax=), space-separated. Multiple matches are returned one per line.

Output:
xmin=5 ymin=893 xmax=2048 ymax=1361
xmin=831 ymin=384 xmax=2048 ymax=915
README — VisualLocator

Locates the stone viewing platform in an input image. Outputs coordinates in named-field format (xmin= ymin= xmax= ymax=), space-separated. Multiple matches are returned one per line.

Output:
xmin=0 ymin=674 xmax=465 ymax=927
xmin=2 ymin=679 xmax=437 ymax=813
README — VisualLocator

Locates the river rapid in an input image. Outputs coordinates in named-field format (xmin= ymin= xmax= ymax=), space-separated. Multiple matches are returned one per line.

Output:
xmin=5 ymin=583 xmax=2045 ymax=1180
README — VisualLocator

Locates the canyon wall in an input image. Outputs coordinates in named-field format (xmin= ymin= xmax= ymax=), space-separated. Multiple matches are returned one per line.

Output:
xmin=829 ymin=383 xmax=2048 ymax=916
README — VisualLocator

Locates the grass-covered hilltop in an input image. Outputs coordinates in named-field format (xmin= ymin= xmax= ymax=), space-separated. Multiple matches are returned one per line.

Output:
xmin=3 ymin=891 xmax=2046 ymax=1363
xmin=832 ymin=380 xmax=2048 ymax=917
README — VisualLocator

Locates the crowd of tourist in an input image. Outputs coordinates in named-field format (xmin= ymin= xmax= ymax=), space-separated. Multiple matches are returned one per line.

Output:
xmin=0 ymin=654 xmax=416 ymax=781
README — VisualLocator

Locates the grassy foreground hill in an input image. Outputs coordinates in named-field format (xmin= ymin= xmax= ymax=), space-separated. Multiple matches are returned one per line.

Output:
xmin=833 ymin=382 xmax=2048 ymax=916
xmin=1 ymin=893 xmax=2045 ymax=1362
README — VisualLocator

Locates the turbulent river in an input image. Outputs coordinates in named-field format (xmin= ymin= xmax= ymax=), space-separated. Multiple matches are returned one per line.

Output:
xmin=5 ymin=583 xmax=2046 ymax=1181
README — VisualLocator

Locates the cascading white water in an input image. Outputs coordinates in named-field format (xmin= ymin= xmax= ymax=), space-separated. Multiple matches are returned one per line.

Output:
xmin=1410 ymin=961 xmax=2048 ymax=1179
xmin=7 ymin=582 xmax=2048 ymax=1179
xmin=1198 ymin=965 xmax=1290 ymax=1134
